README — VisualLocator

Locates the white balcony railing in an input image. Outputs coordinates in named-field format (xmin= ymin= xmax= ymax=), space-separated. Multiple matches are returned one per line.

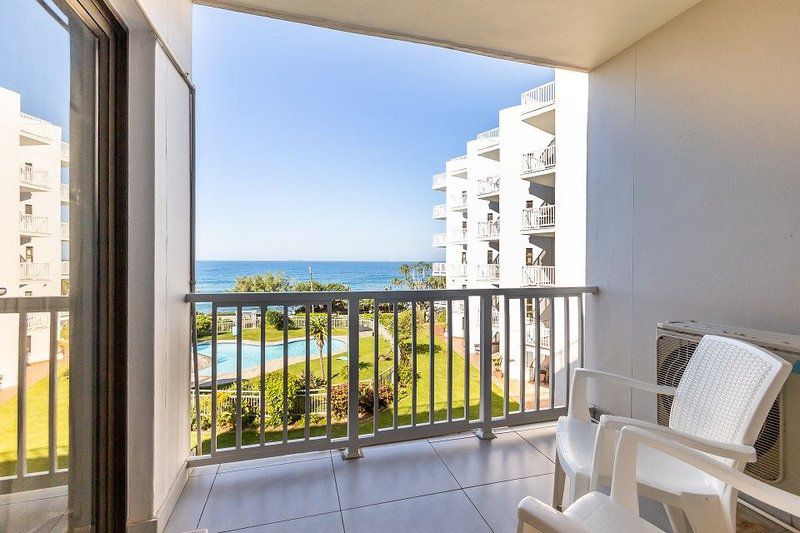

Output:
xmin=521 ymin=204 xmax=556 ymax=231
xmin=450 ymin=263 xmax=467 ymax=277
xmin=432 ymin=172 xmax=446 ymax=190
xmin=526 ymin=326 xmax=551 ymax=351
xmin=19 ymin=213 xmax=49 ymax=235
xmin=19 ymin=262 xmax=50 ymax=281
xmin=449 ymin=228 xmax=468 ymax=243
xmin=432 ymin=204 xmax=447 ymax=219
xmin=476 ymin=264 xmax=500 ymax=281
xmin=521 ymin=265 xmax=555 ymax=287
xmin=26 ymin=313 xmax=49 ymax=331
xmin=61 ymin=183 xmax=69 ymax=202
xmin=521 ymin=81 xmax=556 ymax=109
xmin=61 ymin=261 xmax=69 ymax=277
xmin=477 ymin=219 xmax=500 ymax=240
xmin=433 ymin=233 xmax=447 ymax=247
xmin=476 ymin=175 xmax=500 ymax=197
xmin=522 ymin=144 xmax=556 ymax=175
xmin=19 ymin=112 xmax=52 ymax=142
xmin=61 ymin=222 xmax=69 ymax=239
xmin=61 ymin=141 xmax=69 ymax=160
xmin=19 ymin=165 xmax=51 ymax=189
xmin=447 ymin=155 xmax=468 ymax=174
xmin=449 ymin=191 xmax=468 ymax=210
xmin=476 ymin=127 xmax=500 ymax=148
xmin=432 ymin=262 xmax=447 ymax=276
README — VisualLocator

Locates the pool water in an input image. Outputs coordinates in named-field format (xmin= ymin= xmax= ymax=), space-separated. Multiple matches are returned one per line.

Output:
xmin=198 ymin=338 xmax=347 ymax=376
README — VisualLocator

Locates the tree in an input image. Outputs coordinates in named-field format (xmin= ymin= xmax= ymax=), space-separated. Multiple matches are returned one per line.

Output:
xmin=292 ymin=281 xmax=350 ymax=314
xmin=230 ymin=272 xmax=291 ymax=293
xmin=308 ymin=316 xmax=328 ymax=380
xmin=389 ymin=262 xmax=445 ymax=320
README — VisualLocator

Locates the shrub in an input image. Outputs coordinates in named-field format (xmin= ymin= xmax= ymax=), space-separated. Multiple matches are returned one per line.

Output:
xmin=240 ymin=372 xmax=301 ymax=427
xmin=293 ymin=371 xmax=326 ymax=390
xmin=195 ymin=313 xmax=212 ymax=338
xmin=329 ymin=383 xmax=349 ymax=419
xmin=329 ymin=382 xmax=393 ymax=420
xmin=264 ymin=309 xmax=296 ymax=330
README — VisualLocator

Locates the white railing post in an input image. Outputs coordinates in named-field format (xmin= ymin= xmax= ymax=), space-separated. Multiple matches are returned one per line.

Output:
xmin=342 ymin=296 xmax=363 ymax=459
xmin=476 ymin=294 xmax=495 ymax=440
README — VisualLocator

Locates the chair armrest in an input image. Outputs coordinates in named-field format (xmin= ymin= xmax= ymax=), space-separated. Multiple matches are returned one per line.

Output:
xmin=598 ymin=415 xmax=757 ymax=463
xmin=517 ymin=496 xmax=589 ymax=533
xmin=568 ymin=368 xmax=677 ymax=422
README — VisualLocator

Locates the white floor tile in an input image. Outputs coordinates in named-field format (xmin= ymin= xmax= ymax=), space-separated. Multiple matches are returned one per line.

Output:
xmin=464 ymin=474 xmax=553 ymax=533
xmin=225 ymin=511 xmax=343 ymax=532
xmin=165 ymin=474 xmax=215 ymax=533
xmin=515 ymin=425 xmax=556 ymax=462
xmin=332 ymin=440 xmax=458 ymax=509
xmin=190 ymin=464 xmax=220 ymax=477
xmin=0 ymin=495 xmax=67 ymax=533
xmin=341 ymin=490 xmax=490 ymax=533
xmin=431 ymin=431 xmax=553 ymax=487
xmin=217 ymin=450 xmax=331 ymax=474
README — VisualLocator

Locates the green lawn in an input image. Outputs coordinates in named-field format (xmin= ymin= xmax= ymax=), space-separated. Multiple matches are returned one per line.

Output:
xmin=201 ymin=324 xmax=349 ymax=344
xmin=0 ymin=366 xmax=69 ymax=476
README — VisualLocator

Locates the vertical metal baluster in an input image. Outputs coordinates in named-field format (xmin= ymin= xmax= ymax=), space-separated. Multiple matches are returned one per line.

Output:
xmin=18 ymin=311 xmax=26 ymax=477
xmin=191 ymin=303 xmax=202 ymax=455
xmin=446 ymin=299 xmax=453 ymax=423
xmin=477 ymin=295 xmax=495 ymax=439
xmin=518 ymin=299 xmax=526 ymax=413
xmin=428 ymin=299 xmax=435 ymax=424
xmin=564 ymin=297 xmax=571 ymax=411
xmin=503 ymin=296 xmax=510 ymax=418
xmin=464 ymin=298 xmax=470 ymax=421
xmin=577 ymin=295 xmax=585 ymax=369
xmin=535 ymin=298 xmax=541 ymax=412
xmin=392 ymin=303 xmax=399 ymax=429
xmin=48 ymin=311 xmax=58 ymax=473
xmin=411 ymin=302 xmax=417 ymax=427
xmin=342 ymin=297 xmax=363 ymax=458
xmin=304 ymin=307 xmax=311 ymax=440
xmin=259 ymin=305 xmax=266 ymax=446
xmin=235 ymin=307 xmax=243 ymax=450
xmin=327 ymin=303 xmax=333 ymax=440
xmin=549 ymin=297 xmax=556 ymax=411
xmin=373 ymin=301 xmax=379 ymax=435
xmin=282 ymin=305 xmax=289 ymax=443
xmin=211 ymin=305 xmax=218 ymax=454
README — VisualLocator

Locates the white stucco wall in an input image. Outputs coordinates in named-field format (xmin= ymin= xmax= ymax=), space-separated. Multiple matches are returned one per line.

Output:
xmin=585 ymin=0 xmax=800 ymax=420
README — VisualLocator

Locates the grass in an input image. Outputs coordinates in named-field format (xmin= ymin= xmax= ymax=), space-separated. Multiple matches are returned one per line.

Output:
xmin=200 ymin=324 xmax=349 ymax=344
xmin=0 ymin=365 xmax=69 ymax=477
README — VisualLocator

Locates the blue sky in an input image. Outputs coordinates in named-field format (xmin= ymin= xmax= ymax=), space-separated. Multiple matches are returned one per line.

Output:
xmin=193 ymin=6 xmax=553 ymax=261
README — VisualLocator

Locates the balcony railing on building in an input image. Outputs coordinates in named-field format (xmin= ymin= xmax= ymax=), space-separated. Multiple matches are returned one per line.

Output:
xmin=449 ymin=191 xmax=468 ymax=211
xmin=521 ymin=81 xmax=556 ymax=110
xmin=60 ymin=141 xmax=69 ymax=162
xmin=61 ymin=261 xmax=69 ymax=277
xmin=447 ymin=155 xmax=468 ymax=176
xmin=476 ymin=175 xmax=500 ymax=199
xmin=19 ymin=112 xmax=52 ymax=143
xmin=61 ymin=222 xmax=69 ymax=240
xmin=432 ymin=262 xmax=447 ymax=276
xmin=522 ymin=144 xmax=556 ymax=176
xmin=433 ymin=233 xmax=447 ymax=247
xmin=450 ymin=263 xmax=467 ymax=277
xmin=521 ymin=265 xmax=555 ymax=287
xmin=60 ymin=183 xmax=69 ymax=202
xmin=476 ymin=127 xmax=500 ymax=148
xmin=476 ymin=264 xmax=500 ymax=281
xmin=521 ymin=204 xmax=556 ymax=233
xmin=19 ymin=166 xmax=50 ymax=190
xmin=19 ymin=213 xmax=49 ymax=235
xmin=449 ymin=228 xmax=468 ymax=244
xmin=19 ymin=262 xmax=50 ymax=281
xmin=432 ymin=172 xmax=446 ymax=190
xmin=26 ymin=313 xmax=49 ymax=332
xmin=477 ymin=219 xmax=500 ymax=241
xmin=432 ymin=203 xmax=447 ymax=220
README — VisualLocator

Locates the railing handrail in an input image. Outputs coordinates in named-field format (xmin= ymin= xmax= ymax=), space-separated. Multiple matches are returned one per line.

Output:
xmin=522 ymin=204 xmax=556 ymax=229
xmin=20 ymin=112 xmax=49 ymax=124
xmin=521 ymin=81 xmax=556 ymax=108
xmin=522 ymin=144 xmax=557 ymax=174
xmin=477 ymin=127 xmax=500 ymax=140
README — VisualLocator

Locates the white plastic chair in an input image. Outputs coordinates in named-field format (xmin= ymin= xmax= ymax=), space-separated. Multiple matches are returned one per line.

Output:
xmin=519 ymin=426 xmax=800 ymax=532
xmin=553 ymin=334 xmax=791 ymax=532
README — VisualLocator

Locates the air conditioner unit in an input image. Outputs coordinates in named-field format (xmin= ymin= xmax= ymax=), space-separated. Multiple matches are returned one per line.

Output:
xmin=656 ymin=321 xmax=800 ymax=513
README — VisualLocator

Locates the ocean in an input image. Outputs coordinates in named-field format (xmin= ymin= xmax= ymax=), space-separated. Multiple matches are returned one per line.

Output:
xmin=195 ymin=260 xmax=419 ymax=293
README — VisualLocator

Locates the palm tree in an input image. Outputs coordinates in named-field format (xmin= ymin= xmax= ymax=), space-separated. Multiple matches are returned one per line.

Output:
xmin=308 ymin=316 xmax=328 ymax=381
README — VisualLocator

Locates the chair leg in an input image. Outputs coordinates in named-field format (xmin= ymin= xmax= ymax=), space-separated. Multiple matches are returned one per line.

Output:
xmin=681 ymin=498 xmax=733 ymax=533
xmin=663 ymin=504 xmax=689 ymax=533
xmin=567 ymin=472 xmax=590 ymax=507
xmin=552 ymin=453 xmax=566 ymax=510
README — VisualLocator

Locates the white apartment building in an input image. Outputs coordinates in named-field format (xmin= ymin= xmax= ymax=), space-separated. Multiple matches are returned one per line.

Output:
xmin=0 ymin=87 xmax=69 ymax=389
xmin=432 ymin=71 xmax=587 ymax=402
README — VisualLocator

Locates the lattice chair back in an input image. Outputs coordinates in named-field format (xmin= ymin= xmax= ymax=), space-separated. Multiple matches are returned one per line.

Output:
xmin=668 ymin=335 xmax=790 ymax=465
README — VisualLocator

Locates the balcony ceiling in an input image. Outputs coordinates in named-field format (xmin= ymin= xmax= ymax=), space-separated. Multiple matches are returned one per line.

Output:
xmin=196 ymin=0 xmax=701 ymax=70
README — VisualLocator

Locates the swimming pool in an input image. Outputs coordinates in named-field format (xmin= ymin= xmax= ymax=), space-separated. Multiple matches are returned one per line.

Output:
xmin=197 ymin=338 xmax=347 ymax=376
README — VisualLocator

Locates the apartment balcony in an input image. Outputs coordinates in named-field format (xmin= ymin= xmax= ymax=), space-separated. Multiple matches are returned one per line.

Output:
xmin=62 ymin=260 xmax=70 ymax=277
xmin=446 ymin=155 xmax=468 ymax=178
xmin=432 ymin=262 xmax=446 ymax=276
xmin=19 ymin=112 xmax=52 ymax=145
xmin=449 ymin=228 xmax=467 ymax=244
xmin=61 ymin=222 xmax=70 ymax=240
xmin=476 ymin=264 xmax=500 ymax=282
xmin=475 ymin=127 xmax=500 ymax=161
xmin=60 ymin=141 xmax=70 ymax=163
xmin=449 ymin=191 xmax=468 ymax=211
xmin=521 ymin=144 xmax=556 ymax=187
xmin=19 ymin=165 xmax=51 ymax=191
xmin=432 ymin=233 xmax=447 ymax=248
xmin=520 ymin=81 xmax=556 ymax=134
xmin=475 ymin=175 xmax=500 ymax=201
xmin=19 ymin=213 xmax=49 ymax=236
xmin=61 ymin=183 xmax=69 ymax=203
xmin=450 ymin=263 xmax=467 ymax=277
xmin=521 ymin=204 xmax=555 ymax=236
xmin=432 ymin=203 xmax=447 ymax=220
xmin=477 ymin=220 xmax=500 ymax=241
xmin=19 ymin=262 xmax=50 ymax=281
xmin=432 ymin=172 xmax=447 ymax=191
xmin=26 ymin=313 xmax=49 ymax=332
xmin=521 ymin=266 xmax=555 ymax=287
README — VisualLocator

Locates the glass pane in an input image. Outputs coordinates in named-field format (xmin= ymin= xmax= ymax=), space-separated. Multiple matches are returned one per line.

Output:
xmin=0 ymin=1 xmax=98 ymax=530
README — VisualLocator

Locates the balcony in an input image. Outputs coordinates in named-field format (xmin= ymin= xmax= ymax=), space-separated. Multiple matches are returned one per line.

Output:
xmin=475 ymin=175 xmax=500 ymax=200
xmin=432 ymin=203 xmax=447 ymax=220
xmin=520 ymin=81 xmax=556 ymax=134
xmin=61 ymin=183 xmax=69 ymax=202
xmin=19 ymin=262 xmax=50 ymax=281
xmin=521 ymin=266 xmax=555 ymax=287
xmin=446 ymin=155 xmax=468 ymax=178
xmin=521 ymin=144 xmax=556 ymax=186
xmin=61 ymin=141 xmax=69 ymax=163
xmin=450 ymin=263 xmax=467 ymax=277
xmin=19 ymin=165 xmax=50 ymax=191
xmin=521 ymin=204 xmax=555 ymax=236
xmin=26 ymin=313 xmax=49 ymax=332
xmin=476 ymin=264 xmax=500 ymax=282
xmin=432 ymin=233 xmax=447 ymax=248
xmin=432 ymin=172 xmax=446 ymax=191
xmin=475 ymin=127 xmax=500 ymax=161
xmin=19 ymin=213 xmax=49 ymax=236
xmin=19 ymin=112 xmax=52 ymax=145
xmin=62 ymin=260 xmax=70 ymax=277
xmin=61 ymin=222 xmax=70 ymax=240
xmin=432 ymin=262 xmax=446 ymax=276
xmin=449 ymin=191 xmax=468 ymax=211
xmin=477 ymin=219 xmax=500 ymax=241
xmin=449 ymin=228 xmax=467 ymax=244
